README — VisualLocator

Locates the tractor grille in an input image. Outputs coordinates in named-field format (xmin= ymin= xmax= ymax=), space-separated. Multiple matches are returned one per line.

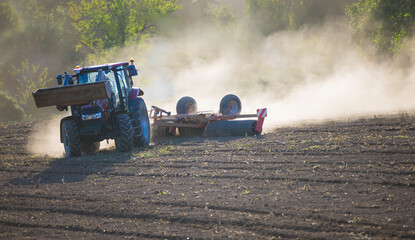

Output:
xmin=81 ymin=106 xmax=103 ymax=127
xmin=82 ymin=119 xmax=101 ymax=127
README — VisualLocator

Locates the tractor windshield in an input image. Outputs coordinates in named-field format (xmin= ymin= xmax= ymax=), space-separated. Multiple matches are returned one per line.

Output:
xmin=77 ymin=67 xmax=129 ymax=110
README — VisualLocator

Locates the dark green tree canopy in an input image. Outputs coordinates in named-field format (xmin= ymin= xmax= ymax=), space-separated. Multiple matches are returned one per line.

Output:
xmin=246 ymin=0 xmax=353 ymax=35
xmin=69 ymin=0 xmax=179 ymax=53
xmin=347 ymin=0 xmax=415 ymax=56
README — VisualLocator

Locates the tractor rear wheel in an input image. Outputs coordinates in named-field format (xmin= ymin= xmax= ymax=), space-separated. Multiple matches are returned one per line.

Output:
xmin=131 ymin=98 xmax=150 ymax=147
xmin=61 ymin=119 xmax=81 ymax=157
xmin=176 ymin=96 xmax=197 ymax=114
xmin=220 ymin=94 xmax=242 ymax=115
xmin=81 ymin=141 xmax=100 ymax=155
xmin=115 ymin=113 xmax=133 ymax=152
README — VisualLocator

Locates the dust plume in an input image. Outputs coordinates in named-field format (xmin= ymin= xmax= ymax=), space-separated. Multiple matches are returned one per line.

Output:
xmin=28 ymin=116 xmax=65 ymax=158
xmin=27 ymin=116 xmax=115 ymax=157
xmin=125 ymin=17 xmax=415 ymax=131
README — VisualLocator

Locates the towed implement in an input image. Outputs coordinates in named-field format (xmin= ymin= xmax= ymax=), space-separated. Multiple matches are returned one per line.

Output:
xmin=151 ymin=94 xmax=267 ymax=137
xmin=32 ymin=59 xmax=150 ymax=157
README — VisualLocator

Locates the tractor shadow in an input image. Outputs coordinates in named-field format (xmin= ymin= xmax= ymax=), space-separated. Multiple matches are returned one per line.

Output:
xmin=7 ymin=147 xmax=136 ymax=186
xmin=7 ymin=134 xmax=264 ymax=186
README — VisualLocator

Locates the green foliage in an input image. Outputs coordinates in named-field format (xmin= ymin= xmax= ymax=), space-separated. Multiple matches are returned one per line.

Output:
xmin=0 ymin=92 xmax=25 ymax=123
xmin=0 ymin=2 xmax=77 ymax=83
xmin=214 ymin=5 xmax=236 ymax=26
xmin=8 ymin=59 xmax=53 ymax=114
xmin=246 ymin=0 xmax=352 ymax=35
xmin=0 ymin=1 xmax=81 ymax=119
xmin=0 ymin=2 xmax=21 ymax=35
xmin=69 ymin=0 xmax=179 ymax=53
xmin=347 ymin=0 xmax=415 ymax=57
xmin=247 ymin=0 xmax=298 ymax=34
xmin=190 ymin=0 xmax=236 ymax=26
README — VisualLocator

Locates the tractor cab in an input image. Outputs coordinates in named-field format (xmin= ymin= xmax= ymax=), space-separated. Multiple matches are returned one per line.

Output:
xmin=72 ymin=61 xmax=137 ymax=112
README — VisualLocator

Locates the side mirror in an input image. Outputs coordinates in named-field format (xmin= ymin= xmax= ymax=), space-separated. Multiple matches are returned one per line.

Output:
xmin=127 ymin=65 xmax=138 ymax=77
xmin=56 ymin=74 xmax=63 ymax=85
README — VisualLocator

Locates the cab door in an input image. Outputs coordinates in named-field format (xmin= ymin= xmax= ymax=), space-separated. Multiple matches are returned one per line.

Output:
xmin=114 ymin=66 xmax=130 ymax=111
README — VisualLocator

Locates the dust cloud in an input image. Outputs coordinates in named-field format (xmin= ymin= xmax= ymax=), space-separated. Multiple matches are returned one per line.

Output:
xmin=27 ymin=115 xmax=115 ymax=157
xmin=128 ymin=17 xmax=415 ymax=131
xmin=28 ymin=116 xmax=65 ymax=158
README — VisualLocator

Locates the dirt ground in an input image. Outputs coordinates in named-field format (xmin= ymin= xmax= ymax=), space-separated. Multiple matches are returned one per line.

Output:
xmin=0 ymin=114 xmax=414 ymax=239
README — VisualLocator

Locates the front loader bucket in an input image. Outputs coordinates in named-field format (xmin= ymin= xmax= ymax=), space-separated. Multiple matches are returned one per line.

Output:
xmin=32 ymin=81 xmax=112 ymax=108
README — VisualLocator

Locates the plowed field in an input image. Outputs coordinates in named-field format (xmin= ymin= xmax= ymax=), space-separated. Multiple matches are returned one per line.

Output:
xmin=1 ymin=114 xmax=414 ymax=239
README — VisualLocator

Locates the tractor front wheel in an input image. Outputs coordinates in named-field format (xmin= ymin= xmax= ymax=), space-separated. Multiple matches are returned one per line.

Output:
xmin=61 ymin=119 xmax=81 ymax=157
xmin=115 ymin=113 xmax=133 ymax=152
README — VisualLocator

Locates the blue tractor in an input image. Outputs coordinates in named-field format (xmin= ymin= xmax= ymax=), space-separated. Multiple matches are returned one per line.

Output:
xmin=33 ymin=59 xmax=150 ymax=157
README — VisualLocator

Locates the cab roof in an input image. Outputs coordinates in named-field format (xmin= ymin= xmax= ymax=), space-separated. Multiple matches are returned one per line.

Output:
xmin=73 ymin=62 xmax=129 ymax=74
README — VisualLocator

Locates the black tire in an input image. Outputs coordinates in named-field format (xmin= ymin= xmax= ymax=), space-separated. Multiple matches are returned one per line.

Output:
xmin=130 ymin=98 xmax=150 ymax=147
xmin=220 ymin=94 xmax=242 ymax=115
xmin=81 ymin=141 xmax=100 ymax=155
xmin=61 ymin=119 xmax=81 ymax=157
xmin=114 ymin=113 xmax=133 ymax=152
xmin=176 ymin=96 xmax=197 ymax=114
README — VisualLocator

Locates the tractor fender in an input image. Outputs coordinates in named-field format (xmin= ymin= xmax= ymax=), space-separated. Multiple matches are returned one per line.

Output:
xmin=129 ymin=88 xmax=144 ymax=100
xmin=60 ymin=116 xmax=77 ymax=143
xmin=129 ymin=88 xmax=144 ymax=114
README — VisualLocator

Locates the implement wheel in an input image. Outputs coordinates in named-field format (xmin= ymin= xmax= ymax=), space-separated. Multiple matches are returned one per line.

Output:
xmin=220 ymin=94 xmax=242 ymax=115
xmin=115 ymin=113 xmax=133 ymax=152
xmin=61 ymin=119 xmax=81 ymax=157
xmin=176 ymin=96 xmax=197 ymax=114
xmin=177 ymin=96 xmax=198 ymax=136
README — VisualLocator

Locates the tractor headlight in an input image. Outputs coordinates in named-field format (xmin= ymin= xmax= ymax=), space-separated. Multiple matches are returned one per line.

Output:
xmin=82 ymin=112 xmax=102 ymax=121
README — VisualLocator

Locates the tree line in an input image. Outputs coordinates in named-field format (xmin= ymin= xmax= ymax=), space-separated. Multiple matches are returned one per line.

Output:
xmin=0 ymin=0 xmax=414 ymax=122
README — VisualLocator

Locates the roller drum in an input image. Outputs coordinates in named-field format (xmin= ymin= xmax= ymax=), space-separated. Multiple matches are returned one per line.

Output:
xmin=206 ymin=120 xmax=258 ymax=137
